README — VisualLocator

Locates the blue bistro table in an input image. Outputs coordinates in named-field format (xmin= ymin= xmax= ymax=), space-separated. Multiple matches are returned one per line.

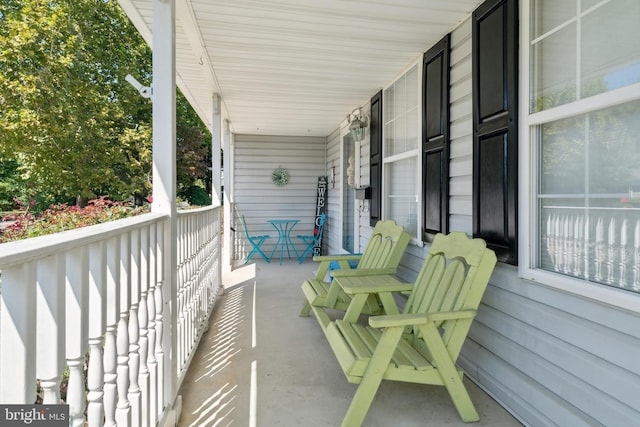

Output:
xmin=268 ymin=219 xmax=300 ymax=264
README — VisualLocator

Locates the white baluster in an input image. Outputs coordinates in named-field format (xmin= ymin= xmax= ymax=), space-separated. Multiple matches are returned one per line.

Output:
xmin=129 ymin=229 xmax=141 ymax=427
xmin=147 ymin=223 xmax=159 ymax=426
xmin=36 ymin=255 xmax=65 ymax=404
xmin=139 ymin=226 xmax=150 ymax=427
xmin=619 ymin=219 xmax=628 ymax=288
xmin=186 ymin=258 xmax=193 ymax=360
xmin=103 ymin=325 xmax=117 ymax=427
xmin=128 ymin=309 xmax=141 ymax=427
xmin=104 ymin=236 xmax=120 ymax=427
xmin=572 ymin=215 xmax=583 ymax=278
xmin=155 ymin=224 xmax=165 ymax=415
xmin=633 ymin=220 xmax=640 ymax=291
xmin=583 ymin=213 xmax=590 ymax=280
xmin=116 ymin=234 xmax=131 ymax=426
xmin=0 ymin=263 xmax=37 ymax=403
xmin=176 ymin=269 xmax=183 ymax=370
xmin=154 ymin=280 xmax=164 ymax=419
xmin=606 ymin=218 xmax=616 ymax=284
xmin=595 ymin=217 xmax=604 ymax=282
xmin=544 ymin=214 xmax=551 ymax=267
xmin=116 ymin=313 xmax=131 ymax=426
xmin=88 ymin=241 xmax=106 ymax=426
xmin=65 ymin=248 xmax=89 ymax=427
xmin=562 ymin=215 xmax=571 ymax=273
xmin=553 ymin=215 xmax=562 ymax=271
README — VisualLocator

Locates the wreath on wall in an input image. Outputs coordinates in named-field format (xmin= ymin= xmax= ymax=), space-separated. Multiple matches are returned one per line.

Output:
xmin=271 ymin=167 xmax=289 ymax=186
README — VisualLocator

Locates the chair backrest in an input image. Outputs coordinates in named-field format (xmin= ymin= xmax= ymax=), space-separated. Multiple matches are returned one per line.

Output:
xmin=241 ymin=215 xmax=253 ymax=240
xmin=406 ymin=232 xmax=497 ymax=359
xmin=357 ymin=220 xmax=410 ymax=270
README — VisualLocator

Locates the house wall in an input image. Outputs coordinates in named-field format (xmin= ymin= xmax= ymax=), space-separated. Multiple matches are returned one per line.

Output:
xmin=328 ymin=13 xmax=640 ymax=427
xmin=233 ymin=134 xmax=326 ymax=255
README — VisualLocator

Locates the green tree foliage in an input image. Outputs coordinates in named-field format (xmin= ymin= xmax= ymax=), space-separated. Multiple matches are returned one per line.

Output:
xmin=0 ymin=0 xmax=154 ymax=206
xmin=176 ymin=91 xmax=212 ymax=200
xmin=177 ymin=121 xmax=209 ymax=190
xmin=0 ymin=0 xmax=212 ymax=211
xmin=0 ymin=158 xmax=25 ymax=211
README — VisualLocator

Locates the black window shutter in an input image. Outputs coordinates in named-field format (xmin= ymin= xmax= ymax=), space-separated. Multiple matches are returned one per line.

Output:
xmin=422 ymin=34 xmax=450 ymax=243
xmin=369 ymin=90 xmax=382 ymax=227
xmin=472 ymin=0 xmax=518 ymax=264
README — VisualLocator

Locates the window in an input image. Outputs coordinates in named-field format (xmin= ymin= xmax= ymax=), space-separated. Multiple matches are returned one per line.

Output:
xmin=529 ymin=0 xmax=640 ymax=293
xmin=383 ymin=64 xmax=421 ymax=240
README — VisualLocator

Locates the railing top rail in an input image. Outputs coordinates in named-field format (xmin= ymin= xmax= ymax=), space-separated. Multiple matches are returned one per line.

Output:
xmin=177 ymin=204 xmax=220 ymax=217
xmin=0 ymin=212 xmax=168 ymax=269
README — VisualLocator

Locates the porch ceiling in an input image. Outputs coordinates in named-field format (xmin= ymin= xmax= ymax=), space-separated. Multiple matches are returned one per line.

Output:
xmin=118 ymin=0 xmax=482 ymax=137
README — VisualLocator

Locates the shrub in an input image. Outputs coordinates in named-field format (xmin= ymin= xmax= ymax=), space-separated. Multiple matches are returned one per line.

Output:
xmin=0 ymin=196 xmax=147 ymax=243
xmin=181 ymin=185 xmax=211 ymax=206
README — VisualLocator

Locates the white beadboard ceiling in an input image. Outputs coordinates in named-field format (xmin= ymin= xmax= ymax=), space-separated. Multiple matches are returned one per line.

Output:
xmin=118 ymin=0 xmax=483 ymax=137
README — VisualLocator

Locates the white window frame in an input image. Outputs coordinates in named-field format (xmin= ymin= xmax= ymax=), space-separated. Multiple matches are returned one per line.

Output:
xmin=518 ymin=0 xmax=640 ymax=312
xmin=381 ymin=58 xmax=423 ymax=244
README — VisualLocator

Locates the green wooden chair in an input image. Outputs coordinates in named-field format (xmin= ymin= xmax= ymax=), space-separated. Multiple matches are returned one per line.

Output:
xmin=323 ymin=232 xmax=497 ymax=426
xmin=300 ymin=219 xmax=410 ymax=320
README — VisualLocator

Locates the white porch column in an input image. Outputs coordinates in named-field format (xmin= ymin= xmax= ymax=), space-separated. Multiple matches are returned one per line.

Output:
xmin=222 ymin=119 xmax=233 ymax=271
xmin=151 ymin=0 xmax=178 ymax=422
xmin=211 ymin=94 xmax=222 ymax=207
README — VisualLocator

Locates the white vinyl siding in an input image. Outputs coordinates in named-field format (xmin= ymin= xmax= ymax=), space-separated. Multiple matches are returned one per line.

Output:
xmin=233 ymin=134 xmax=326 ymax=255
xmin=448 ymin=17 xmax=474 ymax=235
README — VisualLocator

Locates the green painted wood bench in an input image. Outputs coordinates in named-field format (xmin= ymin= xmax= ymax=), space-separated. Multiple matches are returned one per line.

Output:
xmin=322 ymin=232 xmax=497 ymax=426
xmin=300 ymin=220 xmax=410 ymax=322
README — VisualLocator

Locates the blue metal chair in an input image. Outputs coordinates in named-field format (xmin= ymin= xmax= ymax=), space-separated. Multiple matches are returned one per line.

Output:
xmin=241 ymin=215 xmax=271 ymax=263
xmin=296 ymin=213 xmax=326 ymax=263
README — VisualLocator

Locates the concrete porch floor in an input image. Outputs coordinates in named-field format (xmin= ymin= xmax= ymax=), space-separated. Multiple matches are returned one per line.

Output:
xmin=177 ymin=259 xmax=523 ymax=427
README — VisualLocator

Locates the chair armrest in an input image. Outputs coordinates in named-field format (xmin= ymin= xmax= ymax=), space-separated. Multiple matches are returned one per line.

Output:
xmin=425 ymin=310 xmax=476 ymax=322
xmin=330 ymin=268 xmax=395 ymax=278
xmin=335 ymin=275 xmax=412 ymax=295
xmin=369 ymin=310 xmax=477 ymax=328
xmin=312 ymin=254 xmax=362 ymax=263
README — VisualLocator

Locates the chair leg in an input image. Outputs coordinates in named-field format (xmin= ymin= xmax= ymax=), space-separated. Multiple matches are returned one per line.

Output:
xmin=246 ymin=237 xmax=271 ymax=263
xmin=297 ymin=246 xmax=311 ymax=263
xmin=299 ymin=300 xmax=312 ymax=317
xmin=341 ymin=326 xmax=403 ymax=427
xmin=254 ymin=245 xmax=271 ymax=262
xmin=421 ymin=323 xmax=479 ymax=422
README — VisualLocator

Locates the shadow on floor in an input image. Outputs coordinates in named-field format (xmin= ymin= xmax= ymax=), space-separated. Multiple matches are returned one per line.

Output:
xmin=177 ymin=260 xmax=522 ymax=427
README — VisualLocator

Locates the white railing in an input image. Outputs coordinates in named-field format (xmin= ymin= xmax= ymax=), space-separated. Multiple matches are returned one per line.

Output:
xmin=229 ymin=202 xmax=246 ymax=263
xmin=0 ymin=206 xmax=221 ymax=427
xmin=176 ymin=207 xmax=221 ymax=379
xmin=543 ymin=207 xmax=640 ymax=292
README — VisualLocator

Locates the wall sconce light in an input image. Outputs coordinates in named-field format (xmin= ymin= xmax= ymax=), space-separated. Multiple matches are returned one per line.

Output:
xmin=347 ymin=107 xmax=368 ymax=142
